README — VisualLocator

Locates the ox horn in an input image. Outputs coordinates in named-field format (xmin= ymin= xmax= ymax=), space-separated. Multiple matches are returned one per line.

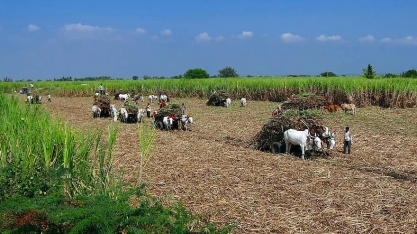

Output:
xmin=300 ymin=119 xmax=309 ymax=130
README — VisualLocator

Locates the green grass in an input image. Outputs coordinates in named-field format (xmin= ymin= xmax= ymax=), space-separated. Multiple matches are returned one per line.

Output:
xmin=2 ymin=76 xmax=417 ymax=98
xmin=0 ymin=93 xmax=236 ymax=233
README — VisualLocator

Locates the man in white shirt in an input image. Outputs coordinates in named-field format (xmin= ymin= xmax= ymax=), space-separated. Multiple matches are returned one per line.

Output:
xmin=343 ymin=127 xmax=353 ymax=154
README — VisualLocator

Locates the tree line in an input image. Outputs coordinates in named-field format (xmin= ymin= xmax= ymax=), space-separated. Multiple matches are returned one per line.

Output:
xmin=3 ymin=65 xmax=417 ymax=82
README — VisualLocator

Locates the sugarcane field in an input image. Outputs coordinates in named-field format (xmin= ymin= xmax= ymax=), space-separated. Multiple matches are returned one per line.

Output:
xmin=15 ymin=88 xmax=416 ymax=233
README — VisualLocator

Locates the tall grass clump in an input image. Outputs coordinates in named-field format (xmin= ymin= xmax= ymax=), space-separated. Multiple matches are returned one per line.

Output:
xmin=0 ymin=93 xmax=121 ymax=199
xmin=0 ymin=93 xmax=235 ymax=233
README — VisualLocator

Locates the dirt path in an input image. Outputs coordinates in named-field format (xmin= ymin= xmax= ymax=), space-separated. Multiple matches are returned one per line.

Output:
xmin=43 ymin=96 xmax=417 ymax=233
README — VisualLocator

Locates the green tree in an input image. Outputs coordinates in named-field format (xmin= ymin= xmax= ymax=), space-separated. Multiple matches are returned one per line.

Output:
xmin=183 ymin=68 xmax=209 ymax=79
xmin=363 ymin=64 xmax=376 ymax=79
xmin=218 ymin=66 xmax=239 ymax=78
xmin=132 ymin=75 xmax=139 ymax=80
xmin=143 ymin=75 xmax=151 ymax=80
xmin=3 ymin=76 xmax=13 ymax=82
xmin=402 ymin=69 xmax=417 ymax=78
xmin=384 ymin=73 xmax=399 ymax=78
xmin=319 ymin=71 xmax=337 ymax=77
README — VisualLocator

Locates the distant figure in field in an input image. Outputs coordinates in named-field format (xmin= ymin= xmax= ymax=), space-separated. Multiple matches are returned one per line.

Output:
xmin=343 ymin=127 xmax=353 ymax=154
xmin=146 ymin=103 xmax=151 ymax=118
xmin=99 ymin=83 xmax=104 ymax=95
xmin=182 ymin=103 xmax=186 ymax=115
xmin=47 ymin=94 xmax=52 ymax=102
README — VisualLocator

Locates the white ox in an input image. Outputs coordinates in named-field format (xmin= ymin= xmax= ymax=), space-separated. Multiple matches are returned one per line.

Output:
xmin=162 ymin=116 xmax=173 ymax=130
xmin=120 ymin=107 xmax=128 ymax=122
xmin=149 ymin=95 xmax=158 ymax=103
xmin=225 ymin=98 xmax=231 ymax=108
xmin=240 ymin=98 xmax=247 ymax=107
xmin=284 ymin=129 xmax=322 ymax=160
xmin=137 ymin=109 xmax=145 ymax=123
xmin=118 ymin=94 xmax=130 ymax=101
xmin=27 ymin=95 xmax=33 ymax=104
xmin=160 ymin=94 xmax=168 ymax=103
xmin=181 ymin=115 xmax=193 ymax=131
xmin=92 ymin=105 xmax=101 ymax=118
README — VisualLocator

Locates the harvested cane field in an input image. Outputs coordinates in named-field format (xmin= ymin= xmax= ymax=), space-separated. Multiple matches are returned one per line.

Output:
xmin=41 ymin=96 xmax=417 ymax=233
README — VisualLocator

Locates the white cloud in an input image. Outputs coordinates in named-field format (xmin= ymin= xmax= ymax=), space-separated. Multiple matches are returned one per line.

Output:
xmin=27 ymin=24 xmax=40 ymax=32
xmin=380 ymin=37 xmax=392 ymax=43
xmin=380 ymin=36 xmax=417 ymax=45
xmin=151 ymin=35 xmax=159 ymax=40
xmin=160 ymin=29 xmax=172 ymax=36
xmin=63 ymin=23 xmax=113 ymax=32
xmin=280 ymin=33 xmax=303 ymax=43
xmin=135 ymin=28 xmax=146 ymax=34
xmin=214 ymin=36 xmax=224 ymax=42
xmin=316 ymin=34 xmax=342 ymax=42
xmin=60 ymin=23 xmax=115 ymax=40
xmin=195 ymin=32 xmax=211 ymax=42
xmin=195 ymin=32 xmax=224 ymax=42
xmin=358 ymin=35 xmax=375 ymax=42
xmin=396 ymin=36 xmax=417 ymax=45
xmin=236 ymin=31 xmax=253 ymax=39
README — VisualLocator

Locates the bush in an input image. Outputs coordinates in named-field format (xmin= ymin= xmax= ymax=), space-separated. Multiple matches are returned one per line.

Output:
xmin=319 ymin=71 xmax=337 ymax=77
xmin=183 ymin=68 xmax=209 ymax=79
xmin=402 ymin=69 xmax=417 ymax=78
xmin=0 ymin=187 xmax=236 ymax=233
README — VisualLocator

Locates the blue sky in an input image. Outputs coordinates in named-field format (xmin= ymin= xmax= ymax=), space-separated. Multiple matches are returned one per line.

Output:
xmin=1 ymin=0 xmax=416 ymax=80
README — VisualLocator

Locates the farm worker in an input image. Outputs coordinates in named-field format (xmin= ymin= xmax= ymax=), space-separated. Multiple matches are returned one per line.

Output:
xmin=99 ymin=83 xmax=104 ymax=95
xmin=343 ymin=126 xmax=353 ymax=154
xmin=160 ymin=101 xmax=167 ymax=108
xmin=47 ymin=94 xmax=51 ymax=102
xmin=182 ymin=103 xmax=186 ymax=115
xmin=328 ymin=130 xmax=336 ymax=150
xmin=146 ymin=103 xmax=151 ymax=118
xmin=30 ymin=83 xmax=34 ymax=89
xmin=111 ymin=105 xmax=117 ymax=122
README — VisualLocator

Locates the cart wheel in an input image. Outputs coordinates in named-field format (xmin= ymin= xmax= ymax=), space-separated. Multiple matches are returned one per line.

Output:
xmin=156 ymin=121 xmax=164 ymax=130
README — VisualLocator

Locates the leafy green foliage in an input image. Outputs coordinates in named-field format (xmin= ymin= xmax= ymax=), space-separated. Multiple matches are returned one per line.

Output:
xmin=218 ymin=66 xmax=239 ymax=78
xmin=0 ymin=160 xmax=64 ymax=202
xmin=0 ymin=94 xmax=235 ymax=233
xmin=132 ymin=75 xmax=139 ymax=80
xmin=363 ymin=64 xmax=376 ymax=79
xmin=183 ymin=68 xmax=209 ymax=79
xmin=402 ymin=69 xmax=417 ymax=78
xmin=319 ymin=71 xmax=337 ymax=77
xmin=384 ymin=73 xmax=400 ymax=78
xmin=166 ymin=103 xmax=181 ymax=109
xmin=0 ymin=187 xmax=236 ymax=233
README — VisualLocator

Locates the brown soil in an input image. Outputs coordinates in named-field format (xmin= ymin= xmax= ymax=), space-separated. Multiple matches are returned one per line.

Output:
xmin=42 ymin=96 xmax=417 ymax=233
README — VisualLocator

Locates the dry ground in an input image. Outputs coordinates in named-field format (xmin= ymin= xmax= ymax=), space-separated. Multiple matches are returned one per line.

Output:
xmin=42 ymin=96 xmax=417 ymax=233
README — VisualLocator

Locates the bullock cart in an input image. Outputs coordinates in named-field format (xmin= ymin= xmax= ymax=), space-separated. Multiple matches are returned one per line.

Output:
xmin=251 ymin=113 xmax=329 ymax=157
xmin=120 ymin=102 xmax=139 ymax=124
xmin=153 ymin=104 xmax=184 ymax=130
xmin=281 ymin=94 xmax=328 ymax=111
xmin=93 ymin=96 xmax=112 ymax=118
xmin=207 ymin=91 xmax=229 ymax=106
